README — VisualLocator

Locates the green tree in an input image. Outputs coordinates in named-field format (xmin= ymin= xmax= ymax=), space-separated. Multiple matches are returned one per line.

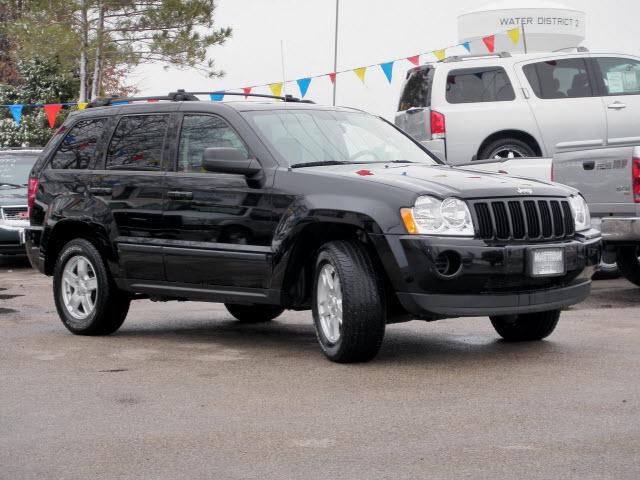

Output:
xmin=5 ymin=0 xmax=232 ymax=101
xmin=0 ymin=57 xmax=78 ymax=147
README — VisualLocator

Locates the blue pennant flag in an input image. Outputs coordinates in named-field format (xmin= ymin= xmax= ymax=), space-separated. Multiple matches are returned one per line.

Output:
xmin=210 ymin=92 xmax=225 ymax=101
xmin=111 ymin=101 xmax=129 ymax=105
xmin=9 ymin=104 xmax=23 ymax=126
xmin=379 ymin=61 xmax=394 ymax=83
xmin=296 ymin=78 xmax=311 ymax=98
xmin=463 ymin=41 xmax=471 ymax=52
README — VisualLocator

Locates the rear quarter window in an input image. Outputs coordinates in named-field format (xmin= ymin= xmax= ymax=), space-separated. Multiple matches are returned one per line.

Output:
xmin=49 ymin=118 xmax=106 ymax=170
xmin=445 ymin=67 xmax=515 ymax=104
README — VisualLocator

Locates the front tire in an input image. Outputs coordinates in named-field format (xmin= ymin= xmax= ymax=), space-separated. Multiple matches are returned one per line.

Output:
xmin=312 ymin=241 xmax=386 ymax=363
xmin=478 ymin=137 xmax=537 ymax=160
xmin=225 ymin=304 xmax=283 ymax=323
xmin=53 ymin=238 xmax=130 ymax=335
xmin=490 ymin=309 xmax=560 ymax=342
xmin=616 ymin=246 xmax=640 ymax=287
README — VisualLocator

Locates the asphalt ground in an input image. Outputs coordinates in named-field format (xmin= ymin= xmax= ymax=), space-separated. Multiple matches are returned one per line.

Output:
xmin=1 ymin=255 xmax=639 ymax=480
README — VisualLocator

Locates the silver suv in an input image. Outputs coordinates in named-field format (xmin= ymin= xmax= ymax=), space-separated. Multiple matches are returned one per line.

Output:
xmin=395 ymin=51 xmax=640 ymax=164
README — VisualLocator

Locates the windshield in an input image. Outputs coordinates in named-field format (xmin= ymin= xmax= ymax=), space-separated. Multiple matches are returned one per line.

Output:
xmin=243 ymin=109 xmax=439 ymax=167
xmin=0 ymin=154 xmax=38 ymax=187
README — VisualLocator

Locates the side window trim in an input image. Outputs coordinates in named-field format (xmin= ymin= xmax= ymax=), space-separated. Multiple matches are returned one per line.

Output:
xmin=444 ymin=66 xmax=515 ymax=104
xmin=47 ymin=117 xmax=108 ymax=170
xmin=591 ymin=56 xmax=640 ymax=97
xmin=174 ymin=112 xmax=251 ymax=173
xmin=522 ymin=57 xmax=595 ymax=100
xmin=105 ymin=113 xmax=170 ymax=172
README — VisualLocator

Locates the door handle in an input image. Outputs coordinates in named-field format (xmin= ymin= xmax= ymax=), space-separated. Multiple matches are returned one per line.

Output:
xmin=582 ymin=161 xmax=595 ymax=171
xmin=88 ymin=187 xmax=113 ymax=195
xmin=167 ymin=191 xmax=193 ymax=200
xmin=607 ymin=102 xmax=627 ymax=109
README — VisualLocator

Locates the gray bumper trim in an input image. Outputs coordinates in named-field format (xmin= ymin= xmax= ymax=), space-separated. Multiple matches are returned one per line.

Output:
xmin=601 ymin=217 xmax=640 ymax=242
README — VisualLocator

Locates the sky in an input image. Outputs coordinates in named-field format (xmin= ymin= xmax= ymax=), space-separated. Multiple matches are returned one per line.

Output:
xmin=133 ymin=0 xmax=640 ymax=120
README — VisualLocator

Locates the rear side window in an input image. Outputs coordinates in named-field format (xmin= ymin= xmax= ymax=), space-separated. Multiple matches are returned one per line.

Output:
xmin=49 ymin=118 xmax=105 ymax=169
xmin=398 ymin=68 xmax=433 ymax=111
xmin=594 ymin=57 xmax=640 ymax=95
xmin=445 ymin=67 xmax=515 ymax=103
xmin=106 ymin=115 xmax=168 ymax=170
xmin=177 ymin=115 xmax=248 ymax=172
xmin=523 ymin=58 xmax=593 ymax=99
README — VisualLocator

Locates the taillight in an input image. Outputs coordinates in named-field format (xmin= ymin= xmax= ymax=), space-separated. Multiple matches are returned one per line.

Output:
xmin=430 ymin=110 xmax=445 ymax=139
xmin=27 ymin=178 xmax=38 ymax=216
xmin=633 ymin=157 xmax=640 ymax=203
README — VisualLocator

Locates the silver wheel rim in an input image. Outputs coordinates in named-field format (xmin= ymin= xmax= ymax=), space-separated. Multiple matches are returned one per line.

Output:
xmin=61 ymin=255 xmax=98 ymax=321
xmin=316 ymin=264 xmax=343 ymax=343
xmin=492 ymin=147 xmax=527 ymax=159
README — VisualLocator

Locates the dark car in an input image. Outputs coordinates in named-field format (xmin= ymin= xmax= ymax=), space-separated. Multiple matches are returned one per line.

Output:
xmin=0 ymin=149 xmax=41 ymax=255
xmin=25 ymin=92 xmax=601 ymax=363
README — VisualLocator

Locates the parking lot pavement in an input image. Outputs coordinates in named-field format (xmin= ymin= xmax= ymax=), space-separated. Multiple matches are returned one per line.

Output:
xmin=1 ymin=256 xmax=639 ymax=480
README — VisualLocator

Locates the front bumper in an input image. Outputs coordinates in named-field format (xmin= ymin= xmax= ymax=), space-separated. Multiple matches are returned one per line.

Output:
xmin=371 ymin=229 xmax=601 ymax=318
xmin=599 ymin=217 xmax=640 ymax=243
xmin=0 ymin=222 xmax=26 ymax=254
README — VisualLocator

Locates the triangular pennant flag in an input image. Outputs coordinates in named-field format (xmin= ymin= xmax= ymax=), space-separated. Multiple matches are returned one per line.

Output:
xmin=147 ymin=99 xmax=159 ymax=103
xmin=353 ymin=67 xmax=367 ymax=83
xmin=507 ymin=27 xmax=520 ymax=44
xmin=407 ymin=55 xmax=420 ymax=66
xmin=43 ymin=104 xmax=62 ymax=129
xmin=483 ymin=35 xmax=495 ymax=53
xmin=210 ymin=92 xmax=224 ymax=101
xmin=269 ymin=83 xmax=283 ymax=97
xmin=9 ymin=105 xmax=23 ymax=126
xmin=434 ymin=49 xmax=446 ymax=61
xmin=462 ymin=41 xmax=471 ymax=52
xmin=243 ymin=87 xmax=252 ymax=98
xmin=77 ymin=102 xmax=88 ymax=110
xmin=111 ymin=101 xmax=128 ymax=105
xmin=379 ymin=61 xmax=394 ymax=83
xmin=296 ymin=78 xmax=311 ymax=98
xmin=329 ymin=72 xmax=336 ymax=84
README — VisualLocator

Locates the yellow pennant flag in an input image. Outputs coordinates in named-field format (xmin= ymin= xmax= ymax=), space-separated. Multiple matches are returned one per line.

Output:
xmin=77 ymin=102 xmax=88 ymax=110
xmin=269 ymin=83 xmax=283 ymax=97
xmin=507 ymin=27 xmax=520 ymax=44
xmin=434 ymin=49 xmax=446 ymax=61
xmin=353 ymin=67 xmax=367 ymax=83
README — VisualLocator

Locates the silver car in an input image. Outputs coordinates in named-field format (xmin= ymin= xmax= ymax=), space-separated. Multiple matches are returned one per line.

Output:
xmin=395 ymin=51 xmax=640 ymax=164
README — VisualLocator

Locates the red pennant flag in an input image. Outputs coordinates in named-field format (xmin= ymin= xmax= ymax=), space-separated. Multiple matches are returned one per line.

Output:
xmin=329 ymin=72 xmax=336 ymax=84
xmin=147 ymin=99 xmax=159 ymax=102
xmin=44 ymin=104 xmax=62 ymax=129
xmin=407 ymin=55 xmax=420 ymax=66
xmin=243 ymin=87 xmax=252 ymax=98
xmin=482 ymin=35 xmax=495 ymax=53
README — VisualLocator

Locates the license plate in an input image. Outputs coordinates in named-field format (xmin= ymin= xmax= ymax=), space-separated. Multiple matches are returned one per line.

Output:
xmin=530 ymin=248 xmax=565 ymax=277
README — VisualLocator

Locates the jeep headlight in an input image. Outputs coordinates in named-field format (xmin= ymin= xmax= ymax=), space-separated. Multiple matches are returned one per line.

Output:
xmin=569 ymin=194 xmax=590 ymax=232
xmin=401 ymin=196 xmax=474 ymax=236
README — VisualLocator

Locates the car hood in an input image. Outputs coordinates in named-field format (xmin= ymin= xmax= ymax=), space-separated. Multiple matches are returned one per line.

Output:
xmin=0 ymin=186 xmax=27 ymax=204
xmin=301 ymin=163 xmax=572 ymax=199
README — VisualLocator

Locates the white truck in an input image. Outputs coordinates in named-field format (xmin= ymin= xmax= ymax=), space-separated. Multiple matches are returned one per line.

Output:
xmin=553 ymin=145 xmax=640 ymax=286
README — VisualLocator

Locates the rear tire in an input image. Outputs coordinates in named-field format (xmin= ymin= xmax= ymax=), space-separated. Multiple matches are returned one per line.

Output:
xmin=53 ymin=238 xmax=130 ymax=335
xmin=478 ymin=137 xmax=537 ymax=160
xmin=490 ymin=309 xmax=560 ymax=342
xmin=617 ymin=246 xmax=640 ymax=287
xmin=225 ymin=304 xmax=283 ymax=323
xmin=312 ymin=240 xmax=386 ymax=363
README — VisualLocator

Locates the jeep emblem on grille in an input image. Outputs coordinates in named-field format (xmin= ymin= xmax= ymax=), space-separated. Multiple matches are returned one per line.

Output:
xmin=517 ymin=186 xmax=533 ymax=195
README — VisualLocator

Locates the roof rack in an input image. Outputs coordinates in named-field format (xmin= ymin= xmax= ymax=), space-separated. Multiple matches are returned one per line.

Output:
xmin=87 ymin=89 xmax=314 ymax=108
xmin=552 ymin=46 xmax=589 ymax=53
xmin=442 ymin=52 xmax=512 ymax=63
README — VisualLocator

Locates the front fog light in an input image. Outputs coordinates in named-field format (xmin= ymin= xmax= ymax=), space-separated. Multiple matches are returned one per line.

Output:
xmin=569 ymin=195 xmax=591 ymax=231
xmin=401 ymin=196 xmax=474 ymax=236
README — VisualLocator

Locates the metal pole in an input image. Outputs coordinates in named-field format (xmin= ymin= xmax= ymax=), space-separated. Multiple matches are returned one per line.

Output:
xmin=522 ymin=23 xmax=528 ymax=54
xmin=332 ymin=0 xmax=339 ymax=106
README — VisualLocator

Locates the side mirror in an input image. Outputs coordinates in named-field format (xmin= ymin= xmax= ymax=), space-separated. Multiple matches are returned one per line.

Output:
xmin=202 ymin=147 xmax=261 ymax=176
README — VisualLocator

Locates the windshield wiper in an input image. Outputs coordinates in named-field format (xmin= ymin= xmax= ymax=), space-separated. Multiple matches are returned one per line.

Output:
xmin=290 ymin=160 xmax=350 ymax=168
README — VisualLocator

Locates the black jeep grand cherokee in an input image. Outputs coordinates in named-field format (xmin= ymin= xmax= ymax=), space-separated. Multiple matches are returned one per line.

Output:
xmin=26 ymin=92 xmax=601 ymax=363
